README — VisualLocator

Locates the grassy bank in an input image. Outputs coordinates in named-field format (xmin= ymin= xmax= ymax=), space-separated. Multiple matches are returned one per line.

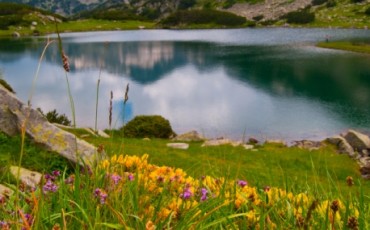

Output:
xmin=317 ymin=41 xmax=370 ymax=54
xmin=0 ymin=19 xmax=156 ymax=37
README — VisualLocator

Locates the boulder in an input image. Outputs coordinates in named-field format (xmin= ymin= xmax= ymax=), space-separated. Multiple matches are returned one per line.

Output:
xmin=12 ymin=31 xmax=20 ymax=38
xmin=167 ymin=143 xmax=189 ymax=150
xmin=265 ymin=139 xmax=286 ymax=146
xmin=293 ymin=140 xmax=322 ymax=151
xmin=326 ymin=135 xmax=356 ymax=158
xmin=172 ymin=130 xmax=205 ymax=142
xmin=243 ymin=144 xmax=254 ymax=150
xmin=0 ymin=83 xmax=105 ymax=165
xmin=97 ymin=130 xmax=110 ymax=138
xmin=343 ymin=130 xmax=370 ymax=154
xmin=361 ymin=160 xmax=370 ymax=179
xmin=9 ymin=166 xmax=42 ymax=188
xmin=0 ymin=184 xmax=13 ymax=199
xmin=201 ymin=138 xmax=241 ymax=147
xmin=248 ymin=137 xmax=259 ymax=144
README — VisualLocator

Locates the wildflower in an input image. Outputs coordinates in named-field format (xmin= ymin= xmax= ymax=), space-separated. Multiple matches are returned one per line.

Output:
xmin=296 ymin=215 xmax=304 ymax=228
xmin=347 ymin=216 xmax=359 ymax=230
xmin=263 ymin=186 xmax=271 ymax=192
xmin=0 ymin=221 xmax=10 ymax=229
xmin=43 ymin=180 xmax=58 ymax=193
xmin=52 ymin=223 xmax=61 ymax=230
xmin=346 ymin=176 xmax=354 ymax=186
xmin=111 ymin=173 xmax=122 ymax=185
xmin=52 ymin=170 xmax=61 ymax=177
xmin=237 ymin=180 xmax=248 ymax=188
xmin=61 ymin=51 xmax=70 ymax=72
xmin=127 ymin=173 xmax=135 ymax=181
xmin=157 ymin=175 xmax=164 ymax=183
xmin=94 ymin=188 xmax=108 ymax=204
xmin=97 ymin=144 xmax=105 ymax=154
xmin=330 ymin=200 xmax=340 ymax=213
xmin=145 ymin=220 xmax=155 ymax=230
xmin=19 ymin=212 xmax=33 ymax=229
xmin=200 ymin=188 xmax=208 ymax=201
xmin=181 ymin=186 xmax=193 ymax=200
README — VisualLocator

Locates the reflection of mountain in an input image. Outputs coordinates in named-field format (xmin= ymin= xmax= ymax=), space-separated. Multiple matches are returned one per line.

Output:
xmin=42 ymin=41 xmax=215 ymax=84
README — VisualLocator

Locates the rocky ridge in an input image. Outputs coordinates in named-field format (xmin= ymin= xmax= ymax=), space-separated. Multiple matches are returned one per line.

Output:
xmin=225 ymin=0 xmax=312 ymax=21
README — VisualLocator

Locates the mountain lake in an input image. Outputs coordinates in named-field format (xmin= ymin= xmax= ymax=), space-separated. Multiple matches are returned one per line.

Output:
xmin=1 ymin=28 xmax=370 ymax=142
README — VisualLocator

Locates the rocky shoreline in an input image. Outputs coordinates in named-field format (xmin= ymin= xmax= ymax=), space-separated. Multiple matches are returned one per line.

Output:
xmin=170 ymin=129 xmax=370 ymax=180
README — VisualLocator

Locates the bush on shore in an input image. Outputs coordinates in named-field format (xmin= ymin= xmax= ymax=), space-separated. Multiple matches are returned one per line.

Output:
xmin=160 ymin=9 xmax=247 ymax=27
xmin=121 ymin=115 xmax=175 ymax=138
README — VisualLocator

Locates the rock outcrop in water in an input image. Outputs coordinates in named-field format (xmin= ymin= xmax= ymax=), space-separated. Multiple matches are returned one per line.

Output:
xmin=0 ymin=83 xmax=105 ymax=165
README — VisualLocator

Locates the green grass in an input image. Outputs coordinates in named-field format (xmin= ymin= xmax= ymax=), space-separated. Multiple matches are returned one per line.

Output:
xmin=75 ymin=134 xmax=370 ymax=200
xmin=310 ymin=0 xmax=370 ymax=28
xmin=0 ymin=132 xmax=73 ymax=182
xmin=317 ymin=41 xmax=370 ymax=54
xmin=0 ymin=19 xmax=156 ymax=37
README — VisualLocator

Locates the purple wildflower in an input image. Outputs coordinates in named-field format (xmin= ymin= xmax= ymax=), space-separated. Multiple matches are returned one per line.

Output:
xmin=52 ymin=170 xmax=61 ymax=177
xmin=181 ymin=186 xmax=193 ymax=200
xmin=94 ymin=188 xmax=108 ymax=204
xmin=127 ymin=173 xmax=134 ymax=181
xmin=237 ymin=180 xmax=248 ymax=188
xmin=19 ymin=211 xmax=33 ymax=229
xmin=200 ymin=188 xmax=208 ymax=201
xmin=43 ymin=180 xmax=58 ymax=193
xmin=111 ymin=174 xmax=122 ymax=185
xmin=0 ymin=221 xmax=9 ymax=228
xmin=44 ymin=174 xmax=55 ymax=181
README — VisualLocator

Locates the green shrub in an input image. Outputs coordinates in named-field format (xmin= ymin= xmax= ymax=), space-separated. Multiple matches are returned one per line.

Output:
xmin=326 ymin=0 xmax=336 ymax=7
xmin=121 ymin=115 xmax=175 ymax=138
xmin=312 ymin=0 xmax=328 ymax=5
xmin=179 ymin=0 xmax=196 ymax=9
xmin=283 ymin=9 xmax=315 ymax=24
xmin=161 ymin=9 xmax=246 ymax=27
xmin=0 ymin=15 xmax=25 ymax=30
xmin=0 ymin=79 xmax=15 ymax=93
xmin=223 ymin=0 xmax=236 ymax=9
xmin=351 ymin=0 xmax=364 ymax=3
xmin=365 ymin=7 xmax=370 ymax=16
xmin=252 ymin=15 xmax=264 ymax=21
xmin=38 ymin=109 xmax=72 ymax=126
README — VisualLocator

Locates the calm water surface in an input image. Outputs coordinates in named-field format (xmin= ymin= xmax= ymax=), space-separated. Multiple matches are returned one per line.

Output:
xmin=1 ymin=28 xmax=370 ymax=141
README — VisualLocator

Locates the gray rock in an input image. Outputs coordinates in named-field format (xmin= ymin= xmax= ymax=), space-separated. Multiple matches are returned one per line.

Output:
xmin=355 ymin=157 xmax=370 ymax=179
xmin=9 ymin=166 xmax=42 ymax=188
xmin=243 ymin=144 xmax=254 ymax=150
xmin=0 ymin=184 xmax=13 ymax=199
xmin=201 ymin=138 xmax=243 ymax=147
xmin=97 ymin=130 xmax=110 ymax=138
xmin=265 ymin=139 xmax=286 ymax=146
xmin=12 ymin=31 xmax=20 ymax=38
xmin=172 ymin=130 xmax=205 ymax=142
xmin=343 ymin=130 xmax=370 ymax=154
xmin=167 ymin=143 xmax=189 ymax=150
xmin=293 ymin=140 xmax=322 ymax=151
xmin=0 ymin=84 xmax=105 ymax=165
xmin=326 ymin=135 xmax=356 ymax=158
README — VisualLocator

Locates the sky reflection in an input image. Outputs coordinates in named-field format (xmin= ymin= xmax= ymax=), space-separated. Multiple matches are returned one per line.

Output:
xmin=1 ymin=29 xmax=370 ymax=141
